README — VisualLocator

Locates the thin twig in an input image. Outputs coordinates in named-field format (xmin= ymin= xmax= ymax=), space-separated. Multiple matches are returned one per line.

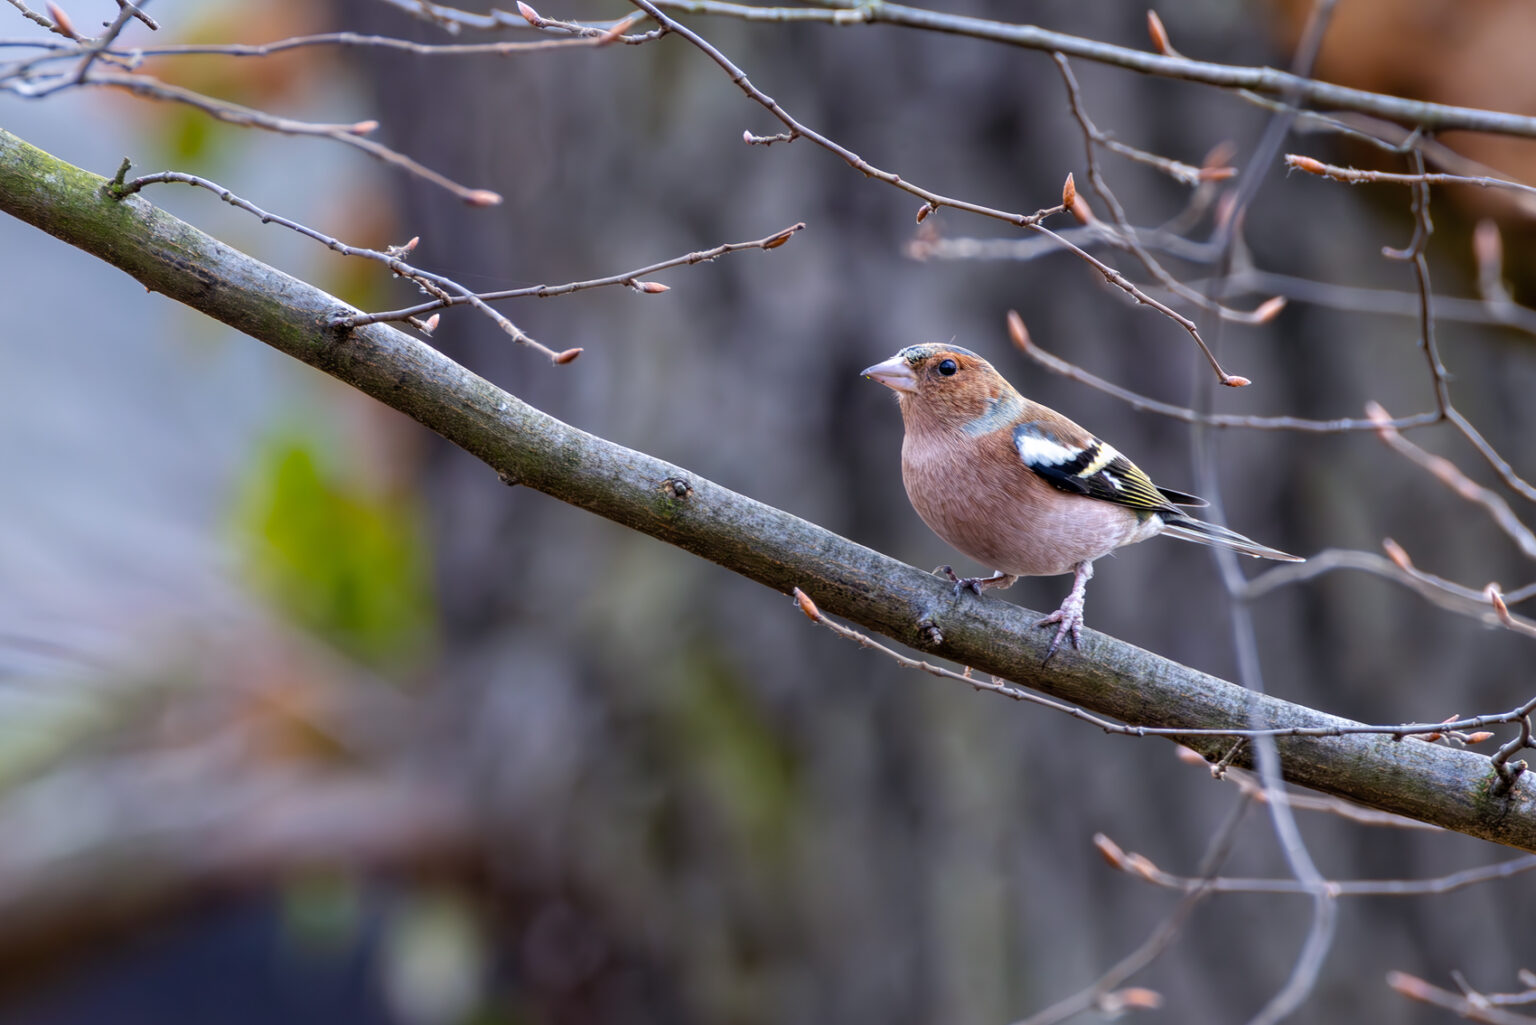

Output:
xmin=1368 ymin=403 xmax=1536 ymax=559
xmin=88 ymin=72 xmax=502 ymax=206
xmin=1098 ymin=835 xmax=1536 ymax=897
xmin=789 ymin=589 xmax=1536 ymax=744
xmin=1288 ymin=154 xmax=1536 ymax=198
xmin=337 ymin=223 xmax=806 ymax=328
xmin=1006 ymin=311 xmax=1435 ymax=432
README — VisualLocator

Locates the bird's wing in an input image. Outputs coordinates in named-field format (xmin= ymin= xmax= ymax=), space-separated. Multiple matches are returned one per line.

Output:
xmin=1012 ymin=420 xmax=1203 ymax=512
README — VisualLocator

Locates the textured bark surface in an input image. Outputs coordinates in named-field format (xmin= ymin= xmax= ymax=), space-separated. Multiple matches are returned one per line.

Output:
xmin=5 ymin=125 xmax=1532 ymax=853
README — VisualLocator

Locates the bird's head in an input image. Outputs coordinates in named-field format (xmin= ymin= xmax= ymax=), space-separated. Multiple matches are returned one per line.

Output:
xmin=862 ymin=344 xmax=1018 ymax=433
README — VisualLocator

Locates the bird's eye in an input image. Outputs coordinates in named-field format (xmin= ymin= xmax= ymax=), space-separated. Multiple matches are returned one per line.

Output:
xmin=936 ymin=358 xmax=958 ymax=377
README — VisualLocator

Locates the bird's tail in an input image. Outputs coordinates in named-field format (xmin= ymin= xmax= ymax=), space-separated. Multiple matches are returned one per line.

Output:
xmin=1160 ymin=516 xmax=1303 ymax=562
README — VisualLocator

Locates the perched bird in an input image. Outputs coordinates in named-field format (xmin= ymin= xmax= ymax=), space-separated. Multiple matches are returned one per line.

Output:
xmin=863 ymin=342 xmax=1302 ymax=658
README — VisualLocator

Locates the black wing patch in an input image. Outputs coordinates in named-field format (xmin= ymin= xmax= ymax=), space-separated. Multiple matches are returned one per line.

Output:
xmin=1012 ymin=421 xmax=1190 ymax=513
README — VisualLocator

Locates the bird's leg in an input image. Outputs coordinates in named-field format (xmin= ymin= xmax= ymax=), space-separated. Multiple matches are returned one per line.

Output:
xmin=1035 ymin=561 xmax=1094 ymax=661
xmin=937 ymin=566 xmax=1019 ymax=597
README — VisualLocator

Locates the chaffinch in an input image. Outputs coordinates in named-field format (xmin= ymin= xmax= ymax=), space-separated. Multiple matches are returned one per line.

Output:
xmin=863 ymin=342 xmax=1302 ymax=658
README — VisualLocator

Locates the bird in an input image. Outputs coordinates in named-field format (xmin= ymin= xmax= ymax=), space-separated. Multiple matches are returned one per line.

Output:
xmin=862 ymin=341 xmax=1303 ymax=659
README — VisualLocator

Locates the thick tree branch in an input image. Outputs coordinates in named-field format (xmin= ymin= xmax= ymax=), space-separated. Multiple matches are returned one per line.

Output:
xmin=3 ymin=126 xmax=1535 ymax=850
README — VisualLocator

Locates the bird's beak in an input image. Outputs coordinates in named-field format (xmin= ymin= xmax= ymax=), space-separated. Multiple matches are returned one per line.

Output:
xmin=861 ymin=355 xmax=918 ymax=394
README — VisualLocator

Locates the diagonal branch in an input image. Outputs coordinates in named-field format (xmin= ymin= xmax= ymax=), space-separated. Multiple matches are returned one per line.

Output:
xmin=3 ymin=125 xmax=1536 ymax=851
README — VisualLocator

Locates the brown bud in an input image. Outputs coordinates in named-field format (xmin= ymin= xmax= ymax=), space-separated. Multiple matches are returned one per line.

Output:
xmin=1198 ymin=165 xmax=1238 ymax=182
xmin=1488 ymin=585 xmax=1511 ymax=620
xmin=793 ymin=588 xmax=820 ymax=621
xmin=1061 ymin=172 xmax=1076 ymax=210
xmin=1252 ymin=296 xmax=1286 ymax=323
xmin=464 ymin=189 xmax=503 ymax=207
xmin=517 ymin=1 xmax=541 ymax=24
xmin=1203 ymin=140 xmax=1238 ymax=170
xmin=1006 ymin=309 xmax=1031 ymax=352
xmin=350 ymin=120 xmax=379 ymax=135
xmin=635 ymin=281 xmax=670 ymax=293
xmin=763 ymin=224 xmax=802 ymax=249
xmin=1221 ymin=375 xmax=1251 ymax=388
xmin=1092 ymin=833 xmax=1125 ymax=868
xmin=1386 ymin=972 xmax=1432 ymax=1000
xmin=1473 ymin=219 xmax=1503 ymax=272
xmin=552 ymin=347 xmax=583 ymax=364
xmin=1145 ymin=10 xmax=1173 ymax=54
xmin=46 ymin=2 xmax=79 ymax=38
xmin=1068 ymin=192 xmax=1094 ymax=224
xmin=1382 ymin=538 xmax=1413 ymax=570
xmin=1110 ymin=988 xmax=1164 ymax=1011
xmin=422 ymin=313 xmax=440 ymax=333
xmin=916 ymin=203 xmax=934 ymax=224
xmin=1466 ymin=731 xmax=1496 ymax=745
xmin=1286 ymin=154 xmax=1328 ymax=176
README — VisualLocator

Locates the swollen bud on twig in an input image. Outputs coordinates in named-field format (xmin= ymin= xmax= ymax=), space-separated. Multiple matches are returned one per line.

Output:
xmin=1100 ymin=988 xmax=1164 ymax=1015
xmin=916 ymin=202 xmax=935 ymax=224
xmin=1382 ymin=538 xmax=1413 ymax=571
xmin=1466 ymin=731 xmax=1496 ymax=745
xmin=792 ymin=588 xmax=820 ymax=621
xmin=1091 ymin=833 xmax=1125 ymax=868
xmin=634 ymin=280 xmax=669 ymax=293
xmin=1253 ymin=296 xmax=1286 ymax=323
xmin=1061 ymin=172 xmax=1076 ymax=210
xmin=464 ymin=189 xmax=503 ymax=207
xmin=422 ymin=313 xmax=440 ymax=334
xmin=349 ymin=120 xmax=379 ymax=136
xmin=1220 ymin=375 xmax=1250 ymax=388
xmin=1068 ymin=191 xmax=1094 ymax=224
xmin=1145 ymin=10 xmax=1174 ymax=55
xmin=1473 ymin=219 xmax=1507 ymax=304
xmin=1005 ymin=309 xmax=1032 ymax=353
xmin=517 ymin=1 xmax=542 ymax=25
xmin=46 ymin=2 xmax=79 ymax=39
xmin=1285 ymin=154 xmax=1328 ymax=176
xmin=552 ymin=347 xmax=583 ymax=364
xmin=763 ymin=224 xmax=803 ymax=249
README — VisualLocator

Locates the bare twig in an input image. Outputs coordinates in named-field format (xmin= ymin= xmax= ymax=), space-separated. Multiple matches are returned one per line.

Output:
xmin=790 ymin=590 xmax=1536 ymax=745
xmin=1098 ymin=834 xmax=1536 ymax=897
xmin=1390 ymin=973 xmax=1536 ymax=1025
xmin=337 ymin=223 xmax=806 ymax=328
xmin=1011 ymin=797 xmax=1252 ymax=1025
xmin=1053 ymin=53 xmax=1280 ymax=328
xmin=1288 ymin=154 xmax=1536 ymax=199
xmin=1368 ymin=403 xmax=1536 ymax=559
xmin=1006 ymin=311 xmax=1433 ymax=431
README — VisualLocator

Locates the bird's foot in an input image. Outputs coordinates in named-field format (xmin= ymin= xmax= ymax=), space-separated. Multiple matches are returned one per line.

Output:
xmin=1033 ymin=601 xmax=1084 ymax=662
xmin=1034 ymin=562 xmax=1093 ymax=663
xmin=937 ymin=566 xmax=1017 ymax=597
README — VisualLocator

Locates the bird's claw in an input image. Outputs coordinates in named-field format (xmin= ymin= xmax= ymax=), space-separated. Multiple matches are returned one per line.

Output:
xmin=1035 ymin=596 xmax=1086 ymax=662
xmin=936 ymin=566 xmax=1017 ymax=597
xmin=937 ymin=565 xmax=984 ymax=596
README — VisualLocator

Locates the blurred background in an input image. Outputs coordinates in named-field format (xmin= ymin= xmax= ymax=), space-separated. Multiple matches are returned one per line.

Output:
xmin=4 ymin=0 xmax=1536 ymax=1022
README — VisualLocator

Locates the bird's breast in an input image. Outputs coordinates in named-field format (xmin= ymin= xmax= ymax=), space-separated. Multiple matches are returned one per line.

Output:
xmin=900 ymin=428 xmax=1156 ymax=577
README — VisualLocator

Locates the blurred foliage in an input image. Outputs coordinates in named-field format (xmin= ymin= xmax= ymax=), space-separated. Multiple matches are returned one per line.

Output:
xmin=662 ymin=644 xmax=800 ymax=866
xmin=230 ymin=432 xmax=436 ymax=673
xmin=281 ymin=869 xmax=365 ymax=955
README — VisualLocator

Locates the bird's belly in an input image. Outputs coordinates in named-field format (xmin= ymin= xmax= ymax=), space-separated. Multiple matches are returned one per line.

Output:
xmin=902 ymin=448 xmax=1156 ymax=577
